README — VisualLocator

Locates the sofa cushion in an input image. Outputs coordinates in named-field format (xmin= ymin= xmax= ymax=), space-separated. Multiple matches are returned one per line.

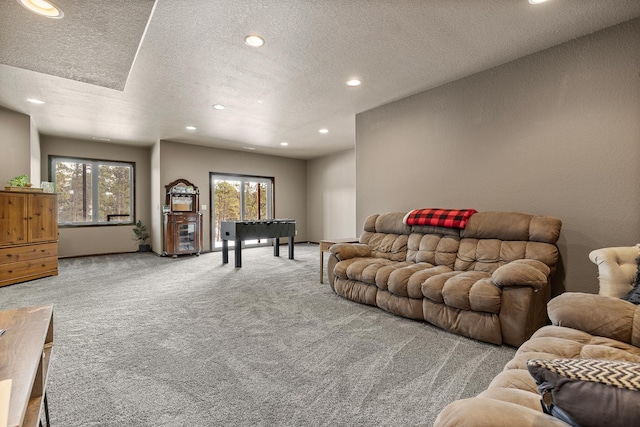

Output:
xmin=508 ymin=326 xmax=640 ymax=366
xmin=477 ymin=387 xmax=542 ymax=412
xmin=488 ymin=368 xmax=539 ymax=393
xmin=580 ymin=344 xmax=640 ymax=362
xmin=361 ymin=232 xmax=408 ymax=262
xmin=421 ymin=271 xmax=463 ymax=303
xmin=387 ymin=264 xmax=450 ymax=298
xmin=338 ymin=257 xmax=411 ymax=287
xmin=453 ymin=211 xmax=561 ymax=275
xmin=434 ymin=397 xmax=567 ymax=427
xmin=406 ymin=232 xmax=459 ymax=268
xmin=330 ymin=243 xmax=370 ymax=261
xmin=463 ymin=211 xmax=561 ymax=244
xmin=364 ymin=212 xmax=411 ymax=235
xmin=492 ymin=259 xmax=550 ymax=290
xmin=455 ymin=239 xmax=559 ymax=274
xmin=420 ymin=270 xmax=501 ymax=314
xmin=548 ymin=293 xmax=640 ymax=347
xmin=527 ymin=358 xmax=640 ymax=427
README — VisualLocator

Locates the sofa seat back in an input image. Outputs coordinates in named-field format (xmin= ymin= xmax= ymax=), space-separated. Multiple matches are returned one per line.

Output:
xmin=454 ymin=211 xmax=562 ymax=274
xmin=360 ymin=212 xmax=461 ymax=266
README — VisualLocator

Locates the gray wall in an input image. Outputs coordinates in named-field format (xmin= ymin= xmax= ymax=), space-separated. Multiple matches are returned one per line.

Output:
xmin=150 ymin=140 xmax=162 ymax=257
xmin=306 ymin=149 xmax=356 ymax=242
xmin=40 ymin=135 xmax=152 ymax=257
xmin=0 ymin=106 xmax=31 ymax=185
xmin=356 ymin=19 xmax=640 ymax=295
xmin=30 ymin=118 xmax=41 ymax=185
xmin=158 ymin=140 xmax=308 ymax=252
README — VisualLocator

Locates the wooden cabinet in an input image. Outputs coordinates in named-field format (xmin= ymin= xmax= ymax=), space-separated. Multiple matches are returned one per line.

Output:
xmin=162 ymin=179 xmax=202 ymax=257
xmin=0 ymin=190 xmax=58 ymax=287
xmin=163 ymin=212 xmax=202 ymax=256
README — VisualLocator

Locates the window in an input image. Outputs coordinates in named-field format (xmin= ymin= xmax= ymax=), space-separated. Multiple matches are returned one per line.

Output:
xmin=210 ymin=173 xmax=274 ymax=249
xmin=50 ymin=156 xmax=134 ymax=226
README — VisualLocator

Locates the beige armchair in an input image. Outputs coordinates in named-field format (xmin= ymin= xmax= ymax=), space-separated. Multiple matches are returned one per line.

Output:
xmin=588 ymin=245 xmax=639 ymax=298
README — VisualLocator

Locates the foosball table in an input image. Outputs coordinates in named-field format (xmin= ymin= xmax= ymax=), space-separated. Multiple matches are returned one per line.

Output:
xmin=220 ymin=219 xmax=296 ymax=267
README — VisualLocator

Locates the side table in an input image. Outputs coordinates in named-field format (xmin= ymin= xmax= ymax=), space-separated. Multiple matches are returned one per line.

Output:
xmin=319 ymin=238 xmax=359 ymax=283
xmin=0 ymin=305 xmax=53 ymax=427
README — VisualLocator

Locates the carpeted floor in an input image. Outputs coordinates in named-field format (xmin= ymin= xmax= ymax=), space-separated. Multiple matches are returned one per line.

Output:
xmin=0 ymin=244 xmax=516 ymax=426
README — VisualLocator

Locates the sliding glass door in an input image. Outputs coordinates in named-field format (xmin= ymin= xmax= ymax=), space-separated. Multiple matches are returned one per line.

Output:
xmin=211 ymin=173 xmax=274 ymax=249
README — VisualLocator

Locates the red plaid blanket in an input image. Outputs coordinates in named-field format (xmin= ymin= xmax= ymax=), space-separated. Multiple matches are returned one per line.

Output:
xmin=403 ymin=208 xmax=477 ymax=228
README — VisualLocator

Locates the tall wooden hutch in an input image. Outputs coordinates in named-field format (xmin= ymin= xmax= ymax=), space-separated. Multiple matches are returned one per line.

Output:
xmin=0 ymin=189 xmax=58 ymax=287
xmin=162 ymin=179 xmax=202 ymax=257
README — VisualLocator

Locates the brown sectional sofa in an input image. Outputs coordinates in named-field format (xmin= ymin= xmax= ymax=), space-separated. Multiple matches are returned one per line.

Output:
xmin=327 ymin=210 xmax=562 ymax=347
xmin=434 ymin=292 xmax=640 ymax=426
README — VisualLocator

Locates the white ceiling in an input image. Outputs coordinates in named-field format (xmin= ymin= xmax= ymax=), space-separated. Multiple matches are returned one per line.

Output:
xmin=1 ymin=0 xmax=640 ymax=160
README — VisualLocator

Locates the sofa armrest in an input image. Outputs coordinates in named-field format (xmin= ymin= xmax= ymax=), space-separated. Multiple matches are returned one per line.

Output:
xmin=329 ymin=243 xmax=371 ymax=261
xmin=434 ymin=397 xmax=567 ymax=427
xmin=589 ymin=246 xmax=639 ymax=298
xmin=548 ymin=292 xmax=640 ymax=346
xmin=492 ymin=259 xmax=551 ymax=291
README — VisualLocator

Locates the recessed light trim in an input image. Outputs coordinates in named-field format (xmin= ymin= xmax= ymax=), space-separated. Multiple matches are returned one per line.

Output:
xmin=17 ymin=0 xmax=64 ymax=18
xmin=346 ymin=79 xmax=361 ymax=87
xmin=319 ymin=128 xmax=329 ymax=134
xmin=212 ymin=104 xmax=226 ymax=110
xmin=244 ymin=35 xmax=265 ymax=47
xmin=26 ymin=98 xmax=45 ymax=104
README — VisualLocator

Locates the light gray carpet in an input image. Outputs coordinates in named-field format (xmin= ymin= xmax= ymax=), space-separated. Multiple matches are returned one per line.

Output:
xmin=0 ymin=244 xmax=516 ymax=426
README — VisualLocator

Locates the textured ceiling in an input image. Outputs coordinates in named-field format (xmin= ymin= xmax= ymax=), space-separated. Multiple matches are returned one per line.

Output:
xmin=0 ymin=0 xmax=155 ymax=90
xmin=1 ymin=0 xmax=639 ymax=159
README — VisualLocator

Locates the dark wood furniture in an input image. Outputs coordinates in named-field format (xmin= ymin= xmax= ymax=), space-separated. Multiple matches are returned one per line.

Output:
xmin=0 ymin=190 xmax=58 ymax=288
xmin=162 ymin=179 xmax=202 ymax=258
xmin=221 ymin=220 xmax=296 ymax=267
xmin=0 ymin=305 xmax=54 ymax=427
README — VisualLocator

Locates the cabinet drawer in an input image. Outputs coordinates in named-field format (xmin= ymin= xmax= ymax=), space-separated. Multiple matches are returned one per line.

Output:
xmin=0 ymin=256 xmax=58 ymax=286
xmin=172 ymin=215 xmax=195 ymax=222
xmin=0 ymin=243 xmax=58 ymax=266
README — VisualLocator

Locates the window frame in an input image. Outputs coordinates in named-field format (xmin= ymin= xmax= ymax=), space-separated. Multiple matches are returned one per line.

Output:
xmin=49 ymin=155 xmax=136 ymax=227
xmin=209 ymin=172 xmax=275 ymax=251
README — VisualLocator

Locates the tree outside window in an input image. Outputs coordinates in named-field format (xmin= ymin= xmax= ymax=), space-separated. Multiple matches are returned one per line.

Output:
xmin=50 ymin=157 xmax=134 ymax=226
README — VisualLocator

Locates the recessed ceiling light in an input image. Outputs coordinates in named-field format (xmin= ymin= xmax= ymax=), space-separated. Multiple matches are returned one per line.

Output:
xmin=528 ymin=0 xmax=549 ymax=4
xmin=92 ymin=137 xmax=111 ymax=142
xmin=26 ymin=98 xmax=45 ymax=104
xmin=243 ymin=146 xmax=256 ymax=150
xmin=280 ymin=142 xmax=289 ymax=146
xmin=212 ymin=104 xmax=226 ymax=110
xmin=244 ymin=35 xmax=265 ymax=47
xmin=17 ymin=0 xmax=64 ymax=18
xmin=346 ymin=79 xmax=361 ymax=87
xmin=185 ymin=126 xmax=196 ymax=130
xmin=319 ymin=128 xmax=329 ymax=134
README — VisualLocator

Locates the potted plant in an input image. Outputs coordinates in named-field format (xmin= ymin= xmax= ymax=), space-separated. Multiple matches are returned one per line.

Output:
xmin=132 ymin=220 xmax=151 ymax=252
xmin=7 ymin=174 xmax=31 ymax=188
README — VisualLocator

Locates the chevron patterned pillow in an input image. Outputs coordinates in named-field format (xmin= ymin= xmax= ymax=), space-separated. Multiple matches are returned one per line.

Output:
xmin=527 ymin=358 xmax=640 ymax=427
